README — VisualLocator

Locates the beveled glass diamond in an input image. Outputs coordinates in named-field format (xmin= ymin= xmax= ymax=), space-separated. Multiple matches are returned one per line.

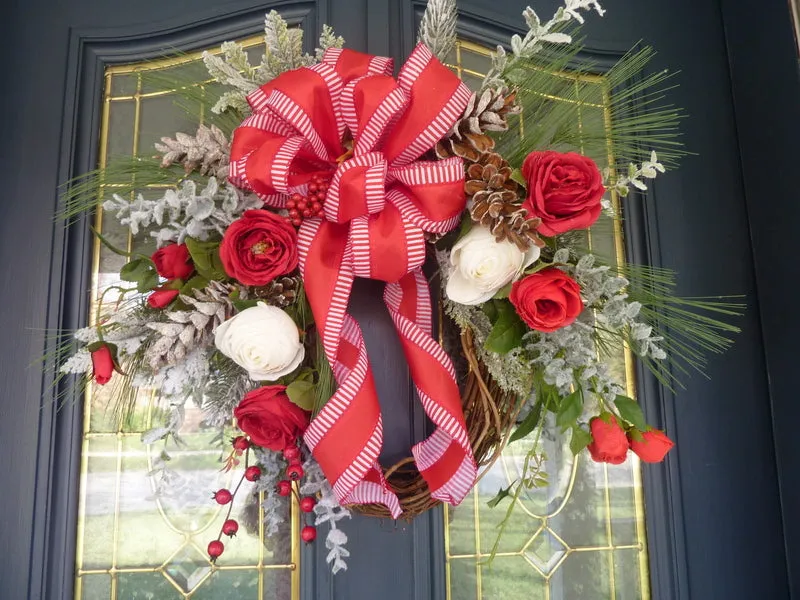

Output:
xmin=162 ymin=543 xmax=212 ymax=593
xmin=523 ymin=528 xmax=569 ymax=575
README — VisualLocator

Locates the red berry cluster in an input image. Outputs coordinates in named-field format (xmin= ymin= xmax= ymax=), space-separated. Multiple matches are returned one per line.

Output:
xmin=276 ymin=444 xmax=318 ymax=543
xmin=286 ymin=174 xmax=328 ymax=227
xmin=207 ymin=438 xmax=319 ymax=563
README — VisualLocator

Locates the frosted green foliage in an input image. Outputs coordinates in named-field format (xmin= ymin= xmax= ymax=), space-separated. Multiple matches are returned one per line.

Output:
xmin=483 ymin=1 xmax=605 ymax=89
xmin=254 ymin=448 xmax=290 ymax=537
xmin=606 ymin=151 xmax=666 ymax=198
xmin=103 ymin=177 xmax=261 ymax=246
xmin=315 ymin=24 xmax=345 ymax=61
xmin=299 ymin=457 xmax=351 ymax=573
xmin=418 ymin=0 xmax=458 ymax=62
xmin=203 ymin=12 xmax=346 ymax=114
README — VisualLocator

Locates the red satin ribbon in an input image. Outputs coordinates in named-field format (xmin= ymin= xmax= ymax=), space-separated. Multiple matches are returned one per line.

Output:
xmin=229 ymin=44 xmax=476 ymax=517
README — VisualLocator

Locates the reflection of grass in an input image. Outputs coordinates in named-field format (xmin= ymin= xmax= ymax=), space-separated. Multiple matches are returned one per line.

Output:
xmin=448 ymin=485 xmax=642 ymax=599
xmin=87 ymin=432 xmax=225 ymax=472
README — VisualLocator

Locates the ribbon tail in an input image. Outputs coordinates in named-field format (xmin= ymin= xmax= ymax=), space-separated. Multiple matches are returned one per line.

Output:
xmin=384 ymin=270 xmax=477 ymax=505
xmin=298 ymin=219 xmax=401 ymax=517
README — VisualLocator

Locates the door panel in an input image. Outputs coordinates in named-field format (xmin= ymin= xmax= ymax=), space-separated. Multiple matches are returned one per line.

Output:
xmin=0 ymin=1 xmax=795 ymax=599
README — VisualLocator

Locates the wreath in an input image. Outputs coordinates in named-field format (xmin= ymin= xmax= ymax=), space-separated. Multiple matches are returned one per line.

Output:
xmin=57 ymin=0 xmax=741 ymax=572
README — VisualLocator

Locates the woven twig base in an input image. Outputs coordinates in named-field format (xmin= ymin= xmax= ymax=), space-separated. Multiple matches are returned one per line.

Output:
xmin=351 ymin=328 xmax=519 ymax=519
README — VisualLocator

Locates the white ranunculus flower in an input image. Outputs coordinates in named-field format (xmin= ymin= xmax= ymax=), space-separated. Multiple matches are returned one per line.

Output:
xmin=214 ymin=302 xmax=305 ymax=381
xmin=446 ymin=225 xmax=541 ymax=305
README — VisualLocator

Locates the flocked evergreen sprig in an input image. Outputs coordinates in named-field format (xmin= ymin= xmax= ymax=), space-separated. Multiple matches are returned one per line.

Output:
xmin=418 ymin=0 xmax=458 ymax=62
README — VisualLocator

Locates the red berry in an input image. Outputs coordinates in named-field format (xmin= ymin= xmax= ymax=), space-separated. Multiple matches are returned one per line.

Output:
xmin=302 ymin=209 xmax=312 ymax=218
xmin=232 ymin=436 xmax=250 ymax=451
xmin=277 ymin=480 xmax=292 ymax=496
xmin=208 ymin=540 xmax=224 ymax=559
xmin=308 ymin=183 xmax=318 ymax=193
xmin=291 ymin=218 xmax=303 ymax=227
xmin=300 ymin=496 xmax=316 ymax=513
xmin=316 ymin=191 xmax=326 ymax=201
xmin=291 ymin=192 xmax=303 ymax=202
xmin=318 ymin=183 xmax=328 ymax=193
xmin=222 ymin=519 xmax=239 ymax=537
xmin=244 ymin=465 xmax=262 ymax=482
xmin=286 ymin=199 xmax=296 ymax=210
xmin=297 ymin=200 xmax=307 ymax=211
xmin=312 ymin=174 xmax=323 ymax=184
xmin=283 ymin=446 xmax=300 ymax=461
xmin=311 ymin=202 xmax=323 ymax=214
xmin=288 ymin=208 xmax=299 ymax=218
xmin=213 ymin=489 xmax=232 ymax=505
xmin=301 ymin=526 xmax=317 ymax=543
xmin=286 ymin=464 xmax=304 ymax=481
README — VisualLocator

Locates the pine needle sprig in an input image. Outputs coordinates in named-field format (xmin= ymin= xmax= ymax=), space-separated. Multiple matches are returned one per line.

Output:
xmin=58 ymin=157 xmax=191 ymax=223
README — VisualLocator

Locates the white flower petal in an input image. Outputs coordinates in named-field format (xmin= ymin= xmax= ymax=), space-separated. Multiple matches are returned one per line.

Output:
xmin=446 ymin=269 xmax=498 ymax=305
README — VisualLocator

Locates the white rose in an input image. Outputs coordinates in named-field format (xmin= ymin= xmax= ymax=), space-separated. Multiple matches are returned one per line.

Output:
xmin=214 ymin=302 xmax=305 ymax=381
xmin=445 ymin=226 xmax=541 ymax=305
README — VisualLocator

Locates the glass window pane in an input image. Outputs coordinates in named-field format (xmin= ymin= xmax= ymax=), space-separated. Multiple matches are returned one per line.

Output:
xmin=444 ymin=40 xmax=650 ymax=600
xmin=75 ymin=35 xmax=298 ymax=600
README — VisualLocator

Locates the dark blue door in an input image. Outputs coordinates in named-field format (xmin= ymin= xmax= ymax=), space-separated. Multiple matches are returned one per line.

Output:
xmin=1 ymin=0 xmax=798 ymax=598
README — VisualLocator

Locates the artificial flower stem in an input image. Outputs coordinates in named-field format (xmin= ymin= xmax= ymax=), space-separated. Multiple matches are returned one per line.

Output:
xmin=214 ymin=448 xmax=251 ymax=544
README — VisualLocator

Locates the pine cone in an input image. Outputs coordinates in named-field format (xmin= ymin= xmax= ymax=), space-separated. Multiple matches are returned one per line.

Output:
xmin=143 ymin=281 xmax=241 ymax=370
xmin=155 ymin=124 xmax=230 ymax=180
xmin=467 ymin=152 xmax=543 ymax=252
xmin=436 ymin=87 xmax=520 ymax=161
xmin=250 ymin=276 xmax=302 ymax=307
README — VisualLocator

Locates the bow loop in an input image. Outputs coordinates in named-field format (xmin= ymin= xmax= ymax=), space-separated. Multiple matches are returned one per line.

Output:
xmin=325 ymin=152 xmax=387 ymax=223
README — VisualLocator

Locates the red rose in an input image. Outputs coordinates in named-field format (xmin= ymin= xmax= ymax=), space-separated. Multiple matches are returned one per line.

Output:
xmin=152 ymin=243 xmax=193 ymax=280
xmin=91 ymin=344 xmax=115 ymax=385
xmin=220 ymin=210 xmax=298 ymax=286
xmin=587 ymin=416 xmax=630 ymax=464
xmin=233 ymin=385 xmax=309 ymax=451
xmin=522 ymin=151 xmax=604 ymax=236
xmin=629 ymin=429 xmax=674 ymax=463
xmin=148 ymin=287 xmax=180 ymax=309
xmin=510 ymin=268 xmax=583 ymax=332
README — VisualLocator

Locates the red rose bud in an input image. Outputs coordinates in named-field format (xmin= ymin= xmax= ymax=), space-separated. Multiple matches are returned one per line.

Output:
xmin=522 ymin=151 xmax=604 ymax=236
xmin=244 ymin=466 xmax=262 ymax=482
xmin=213 ymin=489 xmax=233 ymax=505
xmin=232 ymin=436 xmax=250 ymax=451
xmin=286 ymin=463 xmax=304 ymax=481
xmin=629 ymin=429 xmax=674 ymax=463
xmin=151 ymin=243 xmax=194 ymax=280
xmin=233 ymin=386 xmax=310 ymax=452
xmin=300 ymin=496 xmax=316 ymax=513
xmin=587 ymin=416 xmax=630 ymax=465
xmin=222 ymin=519 xmax=239 ymax=537
xmin=147 ymin=287 xmax=180 ymax=309
xmin=510 ymin=268 xmax=584 ymax=332
xmin=90 ymin=344 xmax=115 ymax=385
xmin=283 ymin=446 xmax=300 ymax=462
xmin=219 ymin=210 xmax=299 ymax=286
xmin=301 ymin=525 xmax=317 ymax=543
xmin=208 ymin=540 xmax=224 ymax=560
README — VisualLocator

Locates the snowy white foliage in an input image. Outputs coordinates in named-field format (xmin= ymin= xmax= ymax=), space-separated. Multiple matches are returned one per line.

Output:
xmin=103 ymin=177 xmax=261 ymax=247
xmin=254 ymin=448 xmax=290 ymax=537
xmin=300 ymin=457 xmax=351 ymax=574
xmin=418 ymin=0 xmax=458 ymax=62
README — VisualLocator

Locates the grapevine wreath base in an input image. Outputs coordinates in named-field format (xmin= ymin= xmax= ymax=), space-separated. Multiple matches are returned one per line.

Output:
xmin=352 ymin=328 xmax=517 ymax=519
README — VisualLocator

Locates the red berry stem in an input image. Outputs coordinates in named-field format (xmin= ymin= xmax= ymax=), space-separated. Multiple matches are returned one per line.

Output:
xmin=212 ymin=448 xmax=252 ymax=553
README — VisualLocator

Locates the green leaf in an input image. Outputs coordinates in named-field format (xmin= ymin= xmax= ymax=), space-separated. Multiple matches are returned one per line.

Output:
xmin=486 ymin=481 xmax=517 ymax=508
xmin=179 ymin=275 xmax=209 ymax=296
xmin=493 ymin=282 xmax=513 ymax=300
xmin=119 ymin=258 xmax=159 ymax=293
xmin=569 ymin=425 xmax=593 ymax=455
xmin=185 ymin=237 xmax=227 ymax=281
xmin=555 ymin=388 xmax=583 ymax=432
xmin=614 ymin=395 xmax=647 ymax=431
xmin=481 ymin=300 xmax=499 ymax=323
xmin=485 ymin=301 xmax=526 ymax=354
xmin=509 ymin=402 xmax=542 ymax=443
xmin=286 ymin=379 xmax=315 ymax=411
xmin=510 ymin=168 xmax=527 ymax=188
xmin=232 ymin=298 xmax=260 ymax=312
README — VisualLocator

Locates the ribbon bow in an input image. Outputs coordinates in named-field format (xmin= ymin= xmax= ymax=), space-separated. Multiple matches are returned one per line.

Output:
xmin=229 ymin=44 xmax=476 ymax=517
